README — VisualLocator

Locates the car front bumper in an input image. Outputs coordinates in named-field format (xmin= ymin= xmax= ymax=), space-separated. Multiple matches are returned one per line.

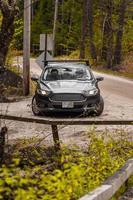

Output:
xmin=35 ymin=93 xmax=100 ymax=113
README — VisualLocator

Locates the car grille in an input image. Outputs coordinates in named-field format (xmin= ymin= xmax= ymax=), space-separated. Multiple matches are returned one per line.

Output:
xmin=50 ymin=94 xmax=86 ymax=101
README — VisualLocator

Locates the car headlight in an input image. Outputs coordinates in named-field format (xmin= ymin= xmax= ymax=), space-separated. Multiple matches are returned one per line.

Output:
xmin=37 ymin=83 xmax=50 ymax=96
xmin=84 ymin=88 xmax=98 ymax=96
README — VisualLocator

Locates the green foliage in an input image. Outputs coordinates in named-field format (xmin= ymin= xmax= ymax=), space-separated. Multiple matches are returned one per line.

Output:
xmin=31 ymin=0 xmax=54 ymax=44
xmin=123 ymin=18 xmax=133 ymax=53
xmin=12 ymin=0 xmax=133 ymax=66
xmin=0 ymin=129 xmax=132 ymax=200
xmin=56 ymin=0 xmax=82 ymax=54
xmin=12 ymin=19 xmax=23 ymax=50
xmin=31 ymin=0 xmax=83 ymax=55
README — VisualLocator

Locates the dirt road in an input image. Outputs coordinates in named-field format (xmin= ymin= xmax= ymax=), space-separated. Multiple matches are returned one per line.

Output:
xmin=0 ymin=57 xmax=133 ymax=145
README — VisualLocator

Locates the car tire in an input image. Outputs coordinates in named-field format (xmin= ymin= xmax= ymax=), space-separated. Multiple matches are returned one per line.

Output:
xmin=95 ymin=96 xmax=104 ymax=116
xmin=32 ymin=96 xmax=42 ymax=116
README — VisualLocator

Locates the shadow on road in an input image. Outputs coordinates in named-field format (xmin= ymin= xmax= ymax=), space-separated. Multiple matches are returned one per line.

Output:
xmin=39 ymin=111 xmax=94 ymax=119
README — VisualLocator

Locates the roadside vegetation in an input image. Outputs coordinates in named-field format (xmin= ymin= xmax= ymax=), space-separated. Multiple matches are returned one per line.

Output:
xmin=0 ymin=128 xmax=132 ymax=200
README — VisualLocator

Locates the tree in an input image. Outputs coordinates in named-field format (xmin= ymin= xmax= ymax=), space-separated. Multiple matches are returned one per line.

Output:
xmin=53 ymin=0 xmax=59 ymax=56
xmin=56 ymin=0 xmax=82 ymax=55
xmin=101 ymin=0 xmax=113 ymax=68
xmin=87 ymin=0 xmax=97 ymax=60
xmin=29 ymin=0 xmax=132 ymax=67
xmin=0 ymin=0 xmax=18 ymax=68
xmin=80 ymin=0 xmax=97 ymax=60
xmin=113 ymin=0 xmax=128 ymax=65
xmin=80 ymin=0 xmax=88 ymax=59
xmin=31 ymin=0 xmax=54 ymax=44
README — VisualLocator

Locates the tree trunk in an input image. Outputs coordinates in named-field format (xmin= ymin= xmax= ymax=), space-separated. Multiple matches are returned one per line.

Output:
xmin=80 ymin=0 xmax=88 ymax=59
xmin=87 ymin=0 xmax=97 ymax=60
xmin=113 ymin=0 xmax=127 ymax=65
xmin=101 ymin=14 xmax=108 ymax=60
xmin=0 ymin=0 xmax=17 ymax=68
xmin=101 ymin=0 xmax=113 ymax=68
xmin=53 ymin=0 xmax=59 ymax=57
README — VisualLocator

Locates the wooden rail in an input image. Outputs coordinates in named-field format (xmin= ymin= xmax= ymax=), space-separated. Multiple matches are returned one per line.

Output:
xmin=79 ymin=158 xmax=133 ymax=200
xmin=0 ymin=127 xmax=8 ymax=165
xmin=0 ymin=114 xmax=133 ymax=125
xmin=0 ymin=114 xmax=133 ymax=150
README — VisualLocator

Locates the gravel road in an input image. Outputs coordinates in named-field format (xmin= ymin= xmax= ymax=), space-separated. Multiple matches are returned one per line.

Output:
xmin=0 ymin=57 xmax=133 ymax=145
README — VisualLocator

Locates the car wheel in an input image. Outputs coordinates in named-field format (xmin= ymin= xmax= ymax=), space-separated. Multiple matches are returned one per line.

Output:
xmin=32 ymin=96 xmax=42 ymax=116
xmin=95 ymin=96 xmax=104 ymax=116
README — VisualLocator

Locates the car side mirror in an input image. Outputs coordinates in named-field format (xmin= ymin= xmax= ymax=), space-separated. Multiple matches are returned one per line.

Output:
xmin=31 ymin=74 xmax=39 ymax=82
xmin=96 ymin=76 xmax=104 ymax=82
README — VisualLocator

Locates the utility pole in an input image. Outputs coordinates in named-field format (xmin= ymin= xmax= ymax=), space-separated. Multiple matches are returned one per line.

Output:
xmin=31 ymin=0 xmax=34 ymax=23
xmin=53 ymin=0 xmax=59 ymax=57
xmin=44 ymin=34 xmax=47 ymax=67
xmin=23 ymin=0 xmax=31 ymax=96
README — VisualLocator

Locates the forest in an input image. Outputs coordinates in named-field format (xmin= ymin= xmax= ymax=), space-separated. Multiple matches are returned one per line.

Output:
xmin=0 ymin=0 xmax=133 ymax=71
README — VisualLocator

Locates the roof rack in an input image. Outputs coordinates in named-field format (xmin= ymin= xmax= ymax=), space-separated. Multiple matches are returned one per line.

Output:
xmin=43 ymin=59 xmax=90 ymax=66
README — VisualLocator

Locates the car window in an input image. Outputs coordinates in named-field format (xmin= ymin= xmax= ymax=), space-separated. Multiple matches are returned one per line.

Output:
xmin=43 ymin=66 xmax=92 ymax=81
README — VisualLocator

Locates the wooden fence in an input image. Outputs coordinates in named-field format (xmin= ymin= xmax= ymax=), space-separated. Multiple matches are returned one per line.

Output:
xmin=0 ymin=114 xmax=133 ymax=199
xmin=0 ymin=114 xmax=133 ymax=151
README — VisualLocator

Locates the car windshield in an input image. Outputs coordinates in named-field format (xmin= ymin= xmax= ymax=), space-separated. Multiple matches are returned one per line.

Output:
xmin=43 ymin=66 xmax=92 ymax=81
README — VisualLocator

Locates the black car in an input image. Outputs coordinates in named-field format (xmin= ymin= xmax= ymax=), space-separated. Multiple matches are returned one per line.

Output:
xmin=31 ymin=61 xmax=104 ymax=116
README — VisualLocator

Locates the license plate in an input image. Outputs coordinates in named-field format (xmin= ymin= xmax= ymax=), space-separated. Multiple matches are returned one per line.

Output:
xmin=62 ymin=101 xmax=74 ymax=108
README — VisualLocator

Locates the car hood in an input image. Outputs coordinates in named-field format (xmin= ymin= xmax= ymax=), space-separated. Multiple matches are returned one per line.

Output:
xmin=43 ymin=80 xmax=95 ymax=93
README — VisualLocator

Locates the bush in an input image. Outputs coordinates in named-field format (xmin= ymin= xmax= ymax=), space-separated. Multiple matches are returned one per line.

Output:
xmin=0 ymin=130 xmax=132 ymax=200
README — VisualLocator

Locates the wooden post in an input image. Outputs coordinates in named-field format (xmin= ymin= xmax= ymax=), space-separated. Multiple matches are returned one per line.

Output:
xmin=125 ymin=179 xmax=129 ymax=189
xmin=23 ymin=0 xmax=31 ymax=95
xmin=51 ymin=125 xmax=60 ymax=151
xmin=0 ymin=127 xmax=7 ymax=164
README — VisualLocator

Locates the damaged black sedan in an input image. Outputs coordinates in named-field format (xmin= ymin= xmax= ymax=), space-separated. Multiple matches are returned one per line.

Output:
xmin=31 ymin=62 xmax=104 ymax=116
